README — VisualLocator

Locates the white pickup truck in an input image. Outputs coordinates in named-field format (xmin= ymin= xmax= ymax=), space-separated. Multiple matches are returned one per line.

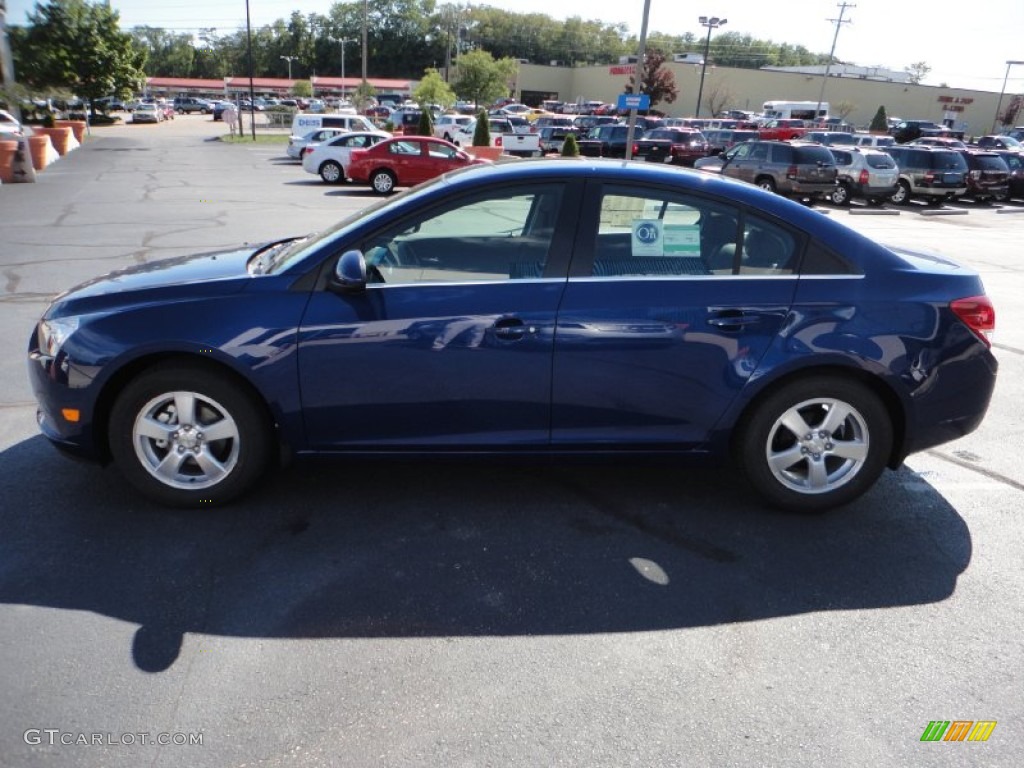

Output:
xmin=451 ymin=117 xmax=541 ymax=158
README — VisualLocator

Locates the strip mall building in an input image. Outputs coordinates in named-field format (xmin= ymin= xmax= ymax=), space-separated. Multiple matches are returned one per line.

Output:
xmin=148 ymin=61 xmax=1013 ymax=136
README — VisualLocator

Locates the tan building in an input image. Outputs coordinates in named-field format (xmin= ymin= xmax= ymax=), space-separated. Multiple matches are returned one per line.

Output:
xmin=516 ymin=62 xmax=1011 ymax=136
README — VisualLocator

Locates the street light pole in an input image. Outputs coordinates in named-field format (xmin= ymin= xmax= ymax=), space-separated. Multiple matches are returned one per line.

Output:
xmin=992 ymin=60 xmax=1024 ymax=133
xmin=280 ymin=55 xmax=296 ymax=80
xmin=695 ymin=16 xmax=726 ymax=118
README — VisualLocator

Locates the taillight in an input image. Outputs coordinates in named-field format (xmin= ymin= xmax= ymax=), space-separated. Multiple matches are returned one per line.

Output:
xmin=859 ymin=169 xmax=869 ymax=185
xmin=495 ymin=136 xmax=502 ymax=147
xmin=786 ymin=164 xmax=798 ymax=179
xmin=302 ymin=147 xmax=313 ymax=155
xmin=632 ymin=143 xmax=639 ymax=155
xmin=951 ymin=295 xmax=996 ymax=347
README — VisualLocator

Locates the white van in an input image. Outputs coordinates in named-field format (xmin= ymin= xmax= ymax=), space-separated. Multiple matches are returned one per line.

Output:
xmin=289 ymin=113 xmax=377 ymax=136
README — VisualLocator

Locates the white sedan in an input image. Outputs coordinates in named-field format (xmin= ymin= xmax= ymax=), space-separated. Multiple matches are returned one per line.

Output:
xmin=301 ymin=130 xmax=391 ymax=183
xmin=287 ymin=127 xmax=348 ymax=160
xmin=132 ymin=104 xmax=162 ymax=123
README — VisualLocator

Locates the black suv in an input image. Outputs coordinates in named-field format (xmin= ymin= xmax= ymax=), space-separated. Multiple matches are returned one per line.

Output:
xmin=889 ymin=119 xmax=951 ymax=144
xmin=715 ymin=140 xmax=838 ymax=200
xmin=882 ymin=145 xmax=969 ymax=205
xmin=954 ymin=149 xmax=1011 ymax=203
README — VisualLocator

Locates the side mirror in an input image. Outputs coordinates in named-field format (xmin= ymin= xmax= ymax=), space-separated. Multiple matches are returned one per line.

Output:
xmin=332 ymin=249 xmax=367 ymax=293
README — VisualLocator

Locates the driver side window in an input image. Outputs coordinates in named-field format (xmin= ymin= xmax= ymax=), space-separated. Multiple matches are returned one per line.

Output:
xmin=361 ymin=185 xmax=565 ymax=284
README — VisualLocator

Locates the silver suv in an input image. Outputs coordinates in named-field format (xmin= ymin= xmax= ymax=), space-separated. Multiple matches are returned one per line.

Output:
xmin=827 ymin=147 xmax=899 ymax=206
xmin=715 ymin=140 xmax=838 ymax=201
xmin=882 ymin=145 xmax=969 ymax=205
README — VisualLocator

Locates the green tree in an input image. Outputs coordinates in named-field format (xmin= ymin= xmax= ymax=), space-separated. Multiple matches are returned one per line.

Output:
xmin=130 ymin=27 xmax=196 ymax=78
xmin=413 ymin=68 xmax=456 ymax=110
xmin=869 ymin=106 xmax=888 ymax=132
xmin=560 ymin=132 xmax=579 ymax=157
xmin=454 ymin=49 xmax=516 ymax=108
xmin=292 ymin=79 xmax=313 ymax=98
xmin=624 ymin=49 xmax=678 ymax=110
xmin=472 ymin=107 xmax=490 ymax=146
xmin=15 ymin=0 xmax=146 ymax=117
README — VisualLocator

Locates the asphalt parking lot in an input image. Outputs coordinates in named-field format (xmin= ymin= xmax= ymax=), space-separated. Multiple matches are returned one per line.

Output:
xmin=1 ymin=115 xmax=1022 ymax=767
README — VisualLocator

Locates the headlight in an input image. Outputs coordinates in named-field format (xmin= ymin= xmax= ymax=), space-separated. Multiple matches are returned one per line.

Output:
xmin=37 ymin=316 xmax=80 ymax=358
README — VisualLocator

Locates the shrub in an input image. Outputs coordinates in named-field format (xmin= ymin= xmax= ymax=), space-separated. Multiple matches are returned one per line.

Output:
xmin=560 ymin=132 xmax=580 ymax=157
xmin=472 ymin=108 xmax=490 ymax=146
xmin=869 ymin=106 xmax=888 ymax=133
xmin=417 ymin=109 xmax=433 ymax=137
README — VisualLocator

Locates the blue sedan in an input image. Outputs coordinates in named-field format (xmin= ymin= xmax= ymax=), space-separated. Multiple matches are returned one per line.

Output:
xmin=27 ymin=161 xmax=997 ymax=511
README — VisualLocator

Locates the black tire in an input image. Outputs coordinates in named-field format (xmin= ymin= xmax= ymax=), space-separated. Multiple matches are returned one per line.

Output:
xmin=371 ymin=168 xmax=397 ymax=194
xmin=756 ymin=176 xmax=777 ymax=194
xmin=319 ymin=160 xmax=343 ymax=184
xmin=830 ymin=182 xmax=852 ymax=206
xmin=890 ymin=180 xmax=911 ymax=205
xmin=109 ymin=362 xmax=272 ymax=507
xmin=736 ymin=376 xmax=892 ymax=513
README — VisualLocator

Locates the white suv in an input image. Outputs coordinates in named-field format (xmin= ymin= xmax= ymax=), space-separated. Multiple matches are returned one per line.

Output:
xmin=433 ymin=114 xmax=473 ymax=142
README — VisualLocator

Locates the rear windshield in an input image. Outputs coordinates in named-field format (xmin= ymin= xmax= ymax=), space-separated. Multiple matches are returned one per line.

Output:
xmin=865 ymin=153 xmax=896 ymax=169
xmin=932 ymin=151 xmax=969 ymax=171
xmin=793 ymin=146 xmax=836 ymax=164
xmin=973 ymin=154 xmax=1009 ymax=171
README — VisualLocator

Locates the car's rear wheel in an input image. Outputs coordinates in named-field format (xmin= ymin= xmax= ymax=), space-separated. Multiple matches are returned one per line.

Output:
xmin=890 ymin=180 xmax=911 ymax=205
xmin=736 ymin=376 xmax=892 ymax=513
xmin=756 ymin=176 xmax=777 ymax=193
xmin=371 ymin=168 xmax=397 ymax=194
xmin=319 ymin=161 xmax=343 ymax=184
xmin=830 ymin=182 xmax=852 ymax=206
xmin=109 ymin=363 xmax=272 ymax=507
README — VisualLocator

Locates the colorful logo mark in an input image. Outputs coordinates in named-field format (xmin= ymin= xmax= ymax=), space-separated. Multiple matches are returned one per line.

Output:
xmin=920 ymin=720 xmax=997 ymax=742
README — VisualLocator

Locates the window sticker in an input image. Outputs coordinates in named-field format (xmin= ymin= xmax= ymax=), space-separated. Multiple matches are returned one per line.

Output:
xmin=632 ymin=219 xmax=663 ymax=256
xmin=662 ymin=224 xmax=701 ymax=256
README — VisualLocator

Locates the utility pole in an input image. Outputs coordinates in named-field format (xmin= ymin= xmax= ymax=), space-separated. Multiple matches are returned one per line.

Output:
xmin=815 ymin=2 xmax=854 ymax=126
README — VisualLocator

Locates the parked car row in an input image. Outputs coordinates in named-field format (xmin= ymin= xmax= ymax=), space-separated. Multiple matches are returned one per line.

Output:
xmin=695 ymin=137 xmax=1023 ymax=206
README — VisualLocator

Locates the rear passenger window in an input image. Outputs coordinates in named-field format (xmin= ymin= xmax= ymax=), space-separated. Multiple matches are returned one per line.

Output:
xmin=587 ymin=188 xmax=798 ymax=277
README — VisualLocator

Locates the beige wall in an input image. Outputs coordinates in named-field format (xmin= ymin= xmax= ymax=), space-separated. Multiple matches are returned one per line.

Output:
xmin=518 ymin=63 xmax=1008 ymax=136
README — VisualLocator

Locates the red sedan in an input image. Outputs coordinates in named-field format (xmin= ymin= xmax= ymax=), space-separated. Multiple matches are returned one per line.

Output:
xmin=346 ymin=136 xmax=487 ymax=194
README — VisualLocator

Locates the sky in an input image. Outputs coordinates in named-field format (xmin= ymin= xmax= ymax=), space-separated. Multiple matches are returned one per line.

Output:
xmin=6 ymin=0 xmax=1024 ymax=94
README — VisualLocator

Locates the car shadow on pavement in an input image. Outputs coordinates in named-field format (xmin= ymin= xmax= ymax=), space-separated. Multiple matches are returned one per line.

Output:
xmin=0 ymin=436 xmax=971 ymax=673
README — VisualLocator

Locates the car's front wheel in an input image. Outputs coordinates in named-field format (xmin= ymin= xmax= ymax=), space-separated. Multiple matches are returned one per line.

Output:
xmin=109 ymin=362 xmax=272 ymax=507
xmin=371 ymin=168 xmax=397 ymax=194
xmin=736 ymin=376 xmax=892 ymax=513
xmin=319 ymin=160 xmax=343 ymax=184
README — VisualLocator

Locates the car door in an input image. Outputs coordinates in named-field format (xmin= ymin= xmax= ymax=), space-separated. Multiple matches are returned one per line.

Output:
xmin=296 ymin=181 xmax=581 ymax=448
xmin=550 ymin=181 xmax=800 ymax=447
